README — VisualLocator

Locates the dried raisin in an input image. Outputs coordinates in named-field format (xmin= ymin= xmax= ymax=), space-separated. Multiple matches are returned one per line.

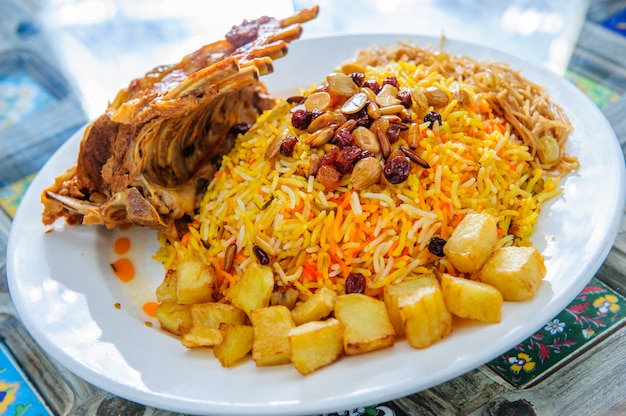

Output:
xmin=424 ymin=111 xmax=442 ymax=128
xmin=383 ymin=156 xmax=411 ymax=184
xmin=345 ymin=273 xmax=366 ymax=294
xmin=253 ymin=246 xmax=270 ymax=265
xmin=279 ymin=135 xmax=298 ymax=157
xmin=291 ymin=109 xmax=313 ymax=130
xmin=427 ymin=237 xmax=446 ymax=257
xmin=334 ymin=145 xmax=363 ymax=174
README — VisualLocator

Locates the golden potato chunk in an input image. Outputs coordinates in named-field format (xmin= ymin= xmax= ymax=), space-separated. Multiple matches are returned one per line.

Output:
xmin=181 ymin=325 xmax=224 ymax=348
xmin=479 ymin=246 xmax=546 ymax=301
xmin=443 ymin=211 xmax=498 ymax=273
xmin=155 ymin=269 xmax=177 ymax=302
xmin=250 ymin=305 xmax=295 ymax=366
xmin=289 ymin=318 xmax=343 ymax=375
xmin=383 ymin=274 xmax=438 ymax=336
xmin=227 ymin=263 xmax=274 ymax=317
xmin=291 ymin=286 xmax=337 ymax=325
xmin=440 ymin=273 xmax=503 ymax=323
xmin=175 ymin=261 xmax=217 ymax=305
xmin=398 ymin=280 xmax=452 ymax=349
xmin=190 ymin=302 xmax=247 ymax=329
xmin=214 ymin=323 xmax=254 ymax=368
xmin=334 ymin=293 xmax=395 ymax=355
xmin=155 ymin=301 xmax=191 ymax=335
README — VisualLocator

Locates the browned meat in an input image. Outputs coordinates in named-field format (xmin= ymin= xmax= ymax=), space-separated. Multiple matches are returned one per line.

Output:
xmin=41 ymin=6 xmax=319 ymax=238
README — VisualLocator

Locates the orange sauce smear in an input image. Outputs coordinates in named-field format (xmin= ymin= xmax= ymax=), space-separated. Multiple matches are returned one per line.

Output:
xmin=111 ymin=258 xmax=135 ymax=282
xmin=142 ymin=301 xmax=159 ymax=318
xmin=114 ymin=237 xmax=131 ymax=255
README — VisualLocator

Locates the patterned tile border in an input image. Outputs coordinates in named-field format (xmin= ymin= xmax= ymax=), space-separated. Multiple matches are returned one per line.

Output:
xmin=488 ymin=277 xmax=626 ymax=387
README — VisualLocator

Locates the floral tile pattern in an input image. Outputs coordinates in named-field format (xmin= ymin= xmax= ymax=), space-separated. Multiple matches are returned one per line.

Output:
xmin=488 ymin=277 xmax=626 ymax=387
xmin=0 ymin=342 xmax=51 ymax=416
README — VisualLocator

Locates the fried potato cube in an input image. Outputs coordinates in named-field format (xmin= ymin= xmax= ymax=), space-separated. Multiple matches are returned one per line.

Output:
xmin=250 ymin=305 xmax=295 ymax=366
xmin=334 ymin=293 xmax=395 ymax=355
xmin=384 ymin=274 xmax=438 ymax=336
xmin=155 ymin=269 xmax=177 ymax=302
xmin=181 ymin=325 xmax=224 ymax=348
xmin=398 ymin=280 xmax=452 ymax=349
xmin=440 ymin=273 xmax=503 ymax=323
xmin=190 ymin=302 xmax=247 ymax=329
xmin=443 ymin=211 xmax=498 ymax=273
xmin=291 ymin=286 xmax=337 ymax=325
xmin=479 ymin=246 xmax=546 ymax=301
xmin=175 ymin=261 xmax=217 ymax=305
xmin=227 ymin=263 xmax=274 ymax=317
xmin=214 ymin=323 xmax=254 ymax=368
xmin=155 ymin=301 xmax=191 ymax=335
xmin=288 ymin=318 xmax=343 ymax=375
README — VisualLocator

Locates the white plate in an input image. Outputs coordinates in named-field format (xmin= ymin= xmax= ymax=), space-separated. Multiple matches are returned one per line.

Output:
xmin=7 ymin=34 xmax=626 ymax=416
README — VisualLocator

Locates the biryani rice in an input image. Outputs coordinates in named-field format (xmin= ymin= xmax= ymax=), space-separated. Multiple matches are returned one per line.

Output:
xmin=155 ymin=43 xmax=575 ymax=301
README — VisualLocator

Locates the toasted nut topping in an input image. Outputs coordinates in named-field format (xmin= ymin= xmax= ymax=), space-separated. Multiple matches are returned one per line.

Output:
xmin=305 ymin=127 xmax=336 ymax=147
xmin=361 ymin=86 xmax=377 ymax=102
xmin=304 ymin=91 xmax=331 ymax=111
xmin=307 ymin=111 xmax=345 ymax=133
xmin=327 ymin=72 xmax=360 ymax=96
xmin=352 ymin=126 xmax=381 ymax=154
xmin=379 ymin=104 xmax=405 ymax=115
xmin=452 ymin=84 xmax=471 ymax=105
xmin=340 ymin=62 xmax=366 ymax=75
xmin=407 ymin=122 xmax=420 ymax=149
xmin=424 ymin=86 xmax=450 ymax=107
xmin=341 ymin=92 xmax=368 ymax=114
xmin=254 ymin=233 xmax=278 ymax=257
xmin=351 ymin=157 xmax=383 ymax=190
xmin=338 ymin=118 xmax=357 ymax=133
xmin=366 ymin=101 xmax=381 ymax=120
xmin=409 ymin=88 xmax=429 ymax=111
xmin=265 ymin=129 xmax=289 ymax=160
xmin=399 ymin=146 xmax=430 ymax=168
xmin=376 ymin=84 xmax=400 ymax=107
xmin=375 ymin=126 xmax=391 ymax=158
xmin=308 ymin=152 xmax=320 ymax=176
xmin=224 ymin=243 xmax=237 ymax=273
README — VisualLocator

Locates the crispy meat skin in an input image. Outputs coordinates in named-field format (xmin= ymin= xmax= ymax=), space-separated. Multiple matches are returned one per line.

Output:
xmin=41 ymin=7 xmax=319 ymax=238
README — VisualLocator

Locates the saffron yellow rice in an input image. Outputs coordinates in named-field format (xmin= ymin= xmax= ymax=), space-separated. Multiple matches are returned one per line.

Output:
xmin=154 ymin=44 xmax=575 ymax=302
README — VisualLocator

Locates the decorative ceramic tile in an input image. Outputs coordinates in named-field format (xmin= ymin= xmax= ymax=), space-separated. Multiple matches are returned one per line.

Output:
xmin=488 ymin=277 xmax=626 ymax=387
xmin=0 ymin=174 xmax=33 ymax=218
xmin=565 ymin=71 xmax=621 ymax=109
xmin=325 ymin=402 xmax=405 ymax=416
xmin=601 ymin=6 xmax=626 ymax=37
xmin=0 ymin=68 xmax=57 ymax=130
xmin=0 ymin=341 xmax=52 ymax=415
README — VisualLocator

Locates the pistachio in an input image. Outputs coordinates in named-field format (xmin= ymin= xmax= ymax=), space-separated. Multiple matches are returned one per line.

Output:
xmin=351 ymin=157 xmax=383 ymax=190
xmin=423 ymin=86 xmax=449 ymax=107
xmin=304 ymin=91 xmax=331 ymax=112
xmin=352 ymin=126 xmax=381 ymax=154
xmin=327 ymin=72 xmax=360 ymax=96
xmin=341 ymin=92 xmax=368 ymax=114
